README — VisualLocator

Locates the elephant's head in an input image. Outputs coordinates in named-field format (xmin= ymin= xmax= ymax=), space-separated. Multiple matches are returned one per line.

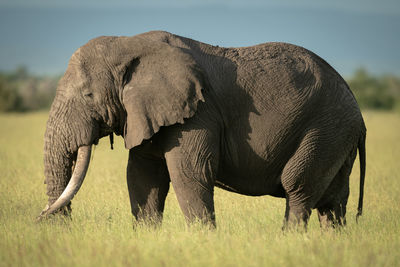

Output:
xmin=37 ymin=32 xmax=206 ymax=220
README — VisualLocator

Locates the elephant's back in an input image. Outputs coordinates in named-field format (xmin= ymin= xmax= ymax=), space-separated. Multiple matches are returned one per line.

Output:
xmin=220 ymin=41 xmax=361 ymax=119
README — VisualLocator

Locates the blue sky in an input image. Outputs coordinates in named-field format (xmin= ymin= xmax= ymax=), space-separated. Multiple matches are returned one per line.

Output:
xmin=1 ymin=0 xmax=399 ymax=76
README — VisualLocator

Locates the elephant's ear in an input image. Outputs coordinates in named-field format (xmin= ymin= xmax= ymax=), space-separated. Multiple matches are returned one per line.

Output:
xmin=122 ymin=43 xmax=206 ymax=149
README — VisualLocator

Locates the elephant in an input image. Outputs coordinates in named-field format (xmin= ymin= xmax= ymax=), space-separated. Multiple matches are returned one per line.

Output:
xmin=36 ymin=31 xmax=366 ymax=229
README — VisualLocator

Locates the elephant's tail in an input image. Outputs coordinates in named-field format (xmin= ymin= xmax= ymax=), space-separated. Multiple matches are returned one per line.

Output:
xmin=356 ymin=132 xmax=366 ymax=222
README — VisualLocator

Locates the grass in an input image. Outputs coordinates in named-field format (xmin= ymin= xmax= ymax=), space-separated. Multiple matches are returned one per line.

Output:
xmin=0 ymin=111 xmax=399 ymax=267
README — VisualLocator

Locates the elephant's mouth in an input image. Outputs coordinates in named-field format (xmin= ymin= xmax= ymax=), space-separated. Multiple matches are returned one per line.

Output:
xmin=36 ymin=145 xmax=92 ymax=221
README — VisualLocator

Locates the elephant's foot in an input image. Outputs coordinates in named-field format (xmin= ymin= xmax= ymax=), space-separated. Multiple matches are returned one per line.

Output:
xmin=131 ymin=211 xmax=164 ymax=229
xmin=282 ymin=205 xmax=311 ymax=232
xmin=317 ymin=205 xmax=347 ymax=228
xmin=182 ymin=205 xmax=216 ymax=228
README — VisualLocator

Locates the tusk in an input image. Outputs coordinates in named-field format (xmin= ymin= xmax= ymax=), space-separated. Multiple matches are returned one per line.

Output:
xmin=36 ymin=145 xmax=92 ymax=221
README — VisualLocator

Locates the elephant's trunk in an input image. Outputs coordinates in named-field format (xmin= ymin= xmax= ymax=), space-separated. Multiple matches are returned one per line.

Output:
xmin=42 ymin=100 xmax=75 ymax=207
xmin=38 ymin=96 xmax=93 ymax=221
xmin=37 ymin=145 xmax=92 ymax=221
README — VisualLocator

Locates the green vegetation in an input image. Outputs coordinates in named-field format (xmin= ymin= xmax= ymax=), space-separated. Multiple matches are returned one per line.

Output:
xmin=347 ymin=68 xmax=400 ymax=110
xmin=0 ymin=67 xmax=59 ymax=112
xmin=0 ymin=111 xmax=399 ymax=266
xmin=1 ymin=67 xmax=400 ymax=112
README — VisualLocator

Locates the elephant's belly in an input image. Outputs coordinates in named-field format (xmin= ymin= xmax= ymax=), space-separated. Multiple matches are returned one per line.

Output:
xmin=215 ymin=163 xmax=286 ymax=197
xmin=216 ymin=121 xmax=297 ymax=197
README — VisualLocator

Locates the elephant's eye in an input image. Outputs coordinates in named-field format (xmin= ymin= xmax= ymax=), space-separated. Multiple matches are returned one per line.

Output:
xmin=84 ymin=92 xmax=93 ymax=98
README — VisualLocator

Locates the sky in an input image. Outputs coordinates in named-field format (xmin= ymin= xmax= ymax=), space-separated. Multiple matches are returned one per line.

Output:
xmin=1 ymin=0 xmax=399 ymax=77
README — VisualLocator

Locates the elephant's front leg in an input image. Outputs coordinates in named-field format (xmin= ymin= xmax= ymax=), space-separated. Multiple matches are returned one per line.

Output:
xmin=164 ymin=128 xmax=220 ymax=227
xmin=126 ymin=149 xmax=170 ymax=225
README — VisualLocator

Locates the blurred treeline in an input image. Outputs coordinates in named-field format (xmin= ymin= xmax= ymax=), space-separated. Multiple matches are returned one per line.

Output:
xmin=0 ymin=66 xmax=400 ymax=112
xmin=0 ymin=66 xmax=59 ymax=112
xmin=347 ymin=68 xmax=400 ymax=111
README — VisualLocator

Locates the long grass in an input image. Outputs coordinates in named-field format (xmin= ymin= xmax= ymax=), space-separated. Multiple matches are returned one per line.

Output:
xmin=0 ymin=111 xmax=399 ymax=266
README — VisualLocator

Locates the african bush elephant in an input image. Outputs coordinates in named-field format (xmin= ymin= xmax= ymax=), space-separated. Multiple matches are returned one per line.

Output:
xmin=37 ymin=31 xmax=366 ymax=229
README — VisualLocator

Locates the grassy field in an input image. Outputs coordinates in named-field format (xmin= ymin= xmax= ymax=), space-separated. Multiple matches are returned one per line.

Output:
xmin=0 ymin=111 xmax=399 ymax=267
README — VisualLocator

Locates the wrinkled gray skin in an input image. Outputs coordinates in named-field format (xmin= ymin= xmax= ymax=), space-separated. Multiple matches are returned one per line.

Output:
xmin=40 ymin=31 xmax=366 ymax=229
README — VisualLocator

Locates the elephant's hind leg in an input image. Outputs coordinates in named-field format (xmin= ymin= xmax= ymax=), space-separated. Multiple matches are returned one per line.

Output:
xmin=127 ymin=148 xmax=170 ymax=226
xmin=281 ymin=129 xmax=347 ymax=230
xmin=316 ymin=148 xmax=357 ymax=228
